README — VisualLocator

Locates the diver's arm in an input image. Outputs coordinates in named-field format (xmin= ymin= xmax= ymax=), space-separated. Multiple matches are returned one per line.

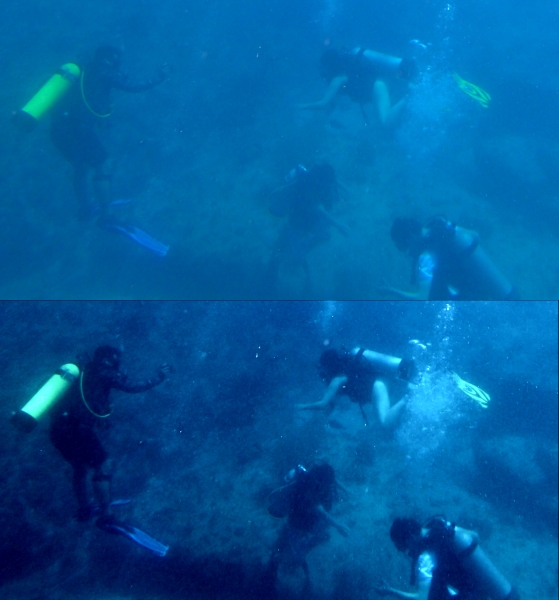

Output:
xmin=415 ymin=252 xmax=438 ymax=300
xmin=296 ymin=376 xmax=347 ymax=410
xmin=317 ymin=205 xmax=350 ymax=236
xmin=110 ymin=364 xmax=169 ymax=393
xmin=379 ymin=283 xmax=429 ymax=300
xmin=382 ymin=251 xmax=433 ymax=299
xmin=111 ymin=65 xmax=169 ymax=93
xmin=374 ymin=581 xmax=429 ymax=600
xmin=335 ymin=479 xmax=351 ymax=498
xmin=374 ymin=583 xmax=419 ymax=599
xmin=299 ymin=76 xmax=348 ymax=109
xmin=316 ymin=505 xmax=349 ymax=537
xmin=375 ymin=553 xmax=431 ymax=600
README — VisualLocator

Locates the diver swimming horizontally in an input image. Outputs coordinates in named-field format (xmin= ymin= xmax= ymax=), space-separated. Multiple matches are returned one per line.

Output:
xmin=296 ymin=343 xmax=490 ymax=425
xmin=297 ymin=346 xmax=416 ymax=427
xmin=299 ymin=46 xmax=417 ymax=127
xmin=299 ymin=39 xmax=491 ymax=133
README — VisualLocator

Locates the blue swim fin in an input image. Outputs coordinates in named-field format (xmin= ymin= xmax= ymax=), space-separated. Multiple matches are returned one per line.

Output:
xmin=102 ymin=220 xmax=169 ymax=257
xmin=97 ymin=516 xmax=169 ymax=556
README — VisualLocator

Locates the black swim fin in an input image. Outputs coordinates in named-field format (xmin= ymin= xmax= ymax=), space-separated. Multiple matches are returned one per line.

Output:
xmin=96 ymin=515 xmax=168 ymax=556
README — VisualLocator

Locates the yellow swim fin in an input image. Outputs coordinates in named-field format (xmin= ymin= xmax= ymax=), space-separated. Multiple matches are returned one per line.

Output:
xmin=451 ymin=372 xmax=490 ymax=408
xmin=453 ymin=72 xmax=491 ymax=108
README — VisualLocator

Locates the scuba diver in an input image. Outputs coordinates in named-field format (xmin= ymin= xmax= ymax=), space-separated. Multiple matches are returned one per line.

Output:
xmin=297 ymin=347 xmax=416 ymax=427
xmin=48 ymin=345 xmax=170 ymax=554
xmin=266 ymin=162 xmax=349 ymax=294
xmin=49 ymin=45 xmax=170 ymax=253
xmin=385 ymin=216 xmax=518 ymax=300
xmin=264 ymin=463 xmax=349 ymax=595
xmin=299 ymin=47 xmax=417 ymax=127
xmin=375 ymin=516 xmax=519 ymax=600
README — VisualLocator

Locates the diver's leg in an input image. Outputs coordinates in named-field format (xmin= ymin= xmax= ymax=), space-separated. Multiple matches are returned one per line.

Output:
xmin=265 ymin=229 xmax=290 ymax=292
xmin=386 ymin=96 xmax=407 ymax=127
xmin=50 ymin=418 xmax=96 ymax=520
xmin=301 ymin=558 xmax=312 ymax=595
xmin=87 ymin=129 xmax=111 ymax=217
xmin=50 ymin=116 xmax=95 ymax=219
xmin=92 ymin=468 xmax=112 ymax=516
xmin=265 ymin=552 xmax=280 ymax=586
xmin=373 ymin=80 xmax=406 ymax=128
xmin=92 ymin=153 xmax=114 ymax=219
xmin=73 ymin=464 xmax=93 ymax=521
xmin=80 ymin=428 xmax=110 ymax=516
xmin=262 ymin=528 xmax=286 ymax=596
xmin=373 ymin=379 xmax=406 ymax=428
xmin=73 ymin=164 xmax=94 ymax=220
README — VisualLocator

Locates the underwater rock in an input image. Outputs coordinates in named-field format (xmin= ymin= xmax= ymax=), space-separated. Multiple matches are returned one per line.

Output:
xmin=477 ymin=135 xmax=547 ymax=187
xmin=474 ymin=435 xmax=558 ymax=531
xmin=475 ymin=435 xmax=545 ymax=487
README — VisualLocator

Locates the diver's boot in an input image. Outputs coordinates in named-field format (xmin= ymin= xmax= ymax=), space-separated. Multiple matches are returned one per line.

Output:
xmin=92 ymin=473 xmax=113 ymax=516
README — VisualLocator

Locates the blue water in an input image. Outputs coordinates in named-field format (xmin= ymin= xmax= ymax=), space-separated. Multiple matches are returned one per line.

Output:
xmin=1 ymin=0 xmax=558 ymax=298
xmin=0 ymin=301 xmax=556 ymax=599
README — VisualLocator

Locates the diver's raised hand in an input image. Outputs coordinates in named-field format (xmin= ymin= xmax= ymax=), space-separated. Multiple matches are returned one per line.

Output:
xmin=157 ymin=363 xmax=172 ymax=379
xmin=158 ymin=63 xmax=172 ymax=80
xmin=336 ymin=522 xmax=350 ymax=537
xmin=336 ymin=222 xmax=351 ymax=237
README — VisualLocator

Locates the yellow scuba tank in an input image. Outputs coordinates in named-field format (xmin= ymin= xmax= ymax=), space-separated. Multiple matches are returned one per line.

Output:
xmin=11 ymin=364 xmax=80 ymax=433
xmin=12 ymin=63 xmax=81 ymax=132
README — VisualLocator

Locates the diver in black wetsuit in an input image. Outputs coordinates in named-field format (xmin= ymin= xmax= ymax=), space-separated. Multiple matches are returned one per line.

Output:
xmin=265 ymin=463 xmax=349 ymax=595
xmin=49 ymin=345 xmax=170 ymax=523
xmin=50 ymin=45 xmax=170 ymax=220
xmin=266 ymin=163 xmax=349 ymax=293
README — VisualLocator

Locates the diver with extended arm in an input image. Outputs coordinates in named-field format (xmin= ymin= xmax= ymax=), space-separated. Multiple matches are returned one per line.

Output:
xmin=297 ymin=347 xmax=416 ymax=427
xmin=49 ymin=45 xmax=170 ymax=254
xmin=48 ymin=345 xmax=170 ymax=555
